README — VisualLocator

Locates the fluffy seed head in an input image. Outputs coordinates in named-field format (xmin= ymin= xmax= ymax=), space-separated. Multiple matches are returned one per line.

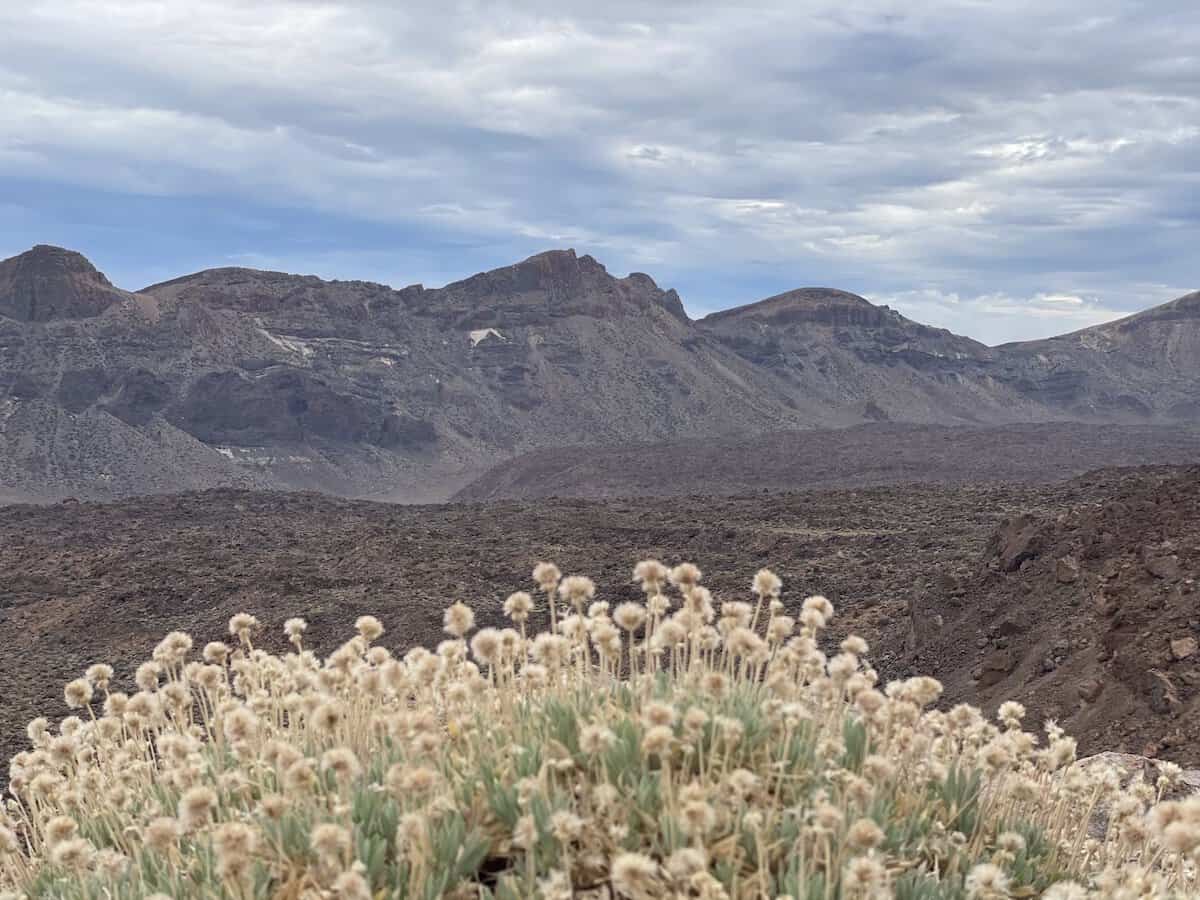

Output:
xmin=177 ymin=786 xmax=217 ymax=831
xmin=284 ymin=618 xmax=307 ymax=641
xmin=443 ymin=602 xmax=475 ymax=637
xmin=49 ymin=837 xmax=94 ymax=871
xmin=580 ymin=724 xmax=617 ymax=754
xmin=641 ymin=726 xmax=674 ymax=757
xmin=332 ymin=869 xmax=372 ymax=900
xmin=44 ymin=815 xmax=78 ymax=847
xmin=843 ymin=854 xmax=886 ymax=890
xmin=143 ymin=817 xmax=181 ymax=853
xmin=752 ymin=568 xmax=782 ymax=597
xmin=532 ymin=562 xmax=561 ymax=592
xmin=669 ymin=563 xmax=702 ymax=588
xmin=63 ymin=679 xmax=94 ymax=709
xmin=965 ymin=863 xmax=1011 ymax=899
xmin=354 ymin=615 xmax=383 ymax=642
xmin=613 ymin=602 xmax=647 ymax=632
xmin=321 ymin=747 xmax=362 ymax=784
xmin=227 ymin=612 xmax=260 ymax=641
xmin=153 ymin=631 xmax=193 ymax=665
xmin=846 ymin=818 xmax=885 ymax=851
xmin=633 ymin=559 xmax=669 ymax=590
xmin=611 ymin=852 xmax=661 ymax=898
xmin=558 ymin=575 xmax=596 ymax=609
xmin=203 ymin=641 xmax=230 ymax=664
xmin=470 ymin=628 xmax=502 ymax=666
xmin=311 ymin=822 xmax=352 ymax=860
xmin=503 ymin=591 xmax=533 ymax=623
xmin=84 ymin=663 xmax=114 ymax=689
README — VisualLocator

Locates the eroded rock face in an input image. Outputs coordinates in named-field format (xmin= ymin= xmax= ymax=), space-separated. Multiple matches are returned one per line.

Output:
xmin=914 ymin=465 xmax=1200 ymax=766
xmin=168 ymin=370 xmax=434 ymax=450
xmin=0 ymin=245 xmax=128 ymax=321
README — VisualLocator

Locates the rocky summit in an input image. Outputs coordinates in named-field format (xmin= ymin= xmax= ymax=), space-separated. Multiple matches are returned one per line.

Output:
xmin=0 ymin=244 xmax=1197 ymax=503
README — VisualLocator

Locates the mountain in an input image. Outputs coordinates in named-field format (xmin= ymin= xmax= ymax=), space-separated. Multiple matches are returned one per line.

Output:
xmin=0 ymin=245 xmax=1196 ymax=503
xmin=694 ymin=286 xmax=1200 ymax=423
xmin=996 ymin=292 xmax=1200 ymax=420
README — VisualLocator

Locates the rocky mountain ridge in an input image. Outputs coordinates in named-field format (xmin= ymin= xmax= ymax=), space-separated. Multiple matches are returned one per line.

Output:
xmin=0 ymin=244 xmax=1196 ymax=502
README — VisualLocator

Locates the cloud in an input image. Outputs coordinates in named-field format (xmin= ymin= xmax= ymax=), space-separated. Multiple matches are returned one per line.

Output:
xmin=0 ymin=0 xmax=1197 ymax=344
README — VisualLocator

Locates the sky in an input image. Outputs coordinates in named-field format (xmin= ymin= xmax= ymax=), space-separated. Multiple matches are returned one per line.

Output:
xmin=0 ymin=1 xmax=1197 ymax=345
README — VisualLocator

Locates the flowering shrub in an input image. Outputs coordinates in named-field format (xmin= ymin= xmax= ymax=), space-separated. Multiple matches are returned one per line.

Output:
xmin=2 ymin=560 xmax=1198 ymax=899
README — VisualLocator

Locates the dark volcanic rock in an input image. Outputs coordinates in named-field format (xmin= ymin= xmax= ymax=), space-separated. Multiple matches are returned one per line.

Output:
xmin=4 ymin=465 xmax=1199 ymax=776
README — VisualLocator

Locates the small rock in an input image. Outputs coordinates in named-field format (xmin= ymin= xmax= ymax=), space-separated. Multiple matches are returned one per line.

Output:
xmin=1148 ymin=675 xmax=1177 ymax=714
xmin=978 ymin=649 xmax=1017 ymax=688
xmin=995 ymin=618 xmax=1025 ymax=636
xmin=1146 ymin=555 xmax=1181 ymax=580
xmin=1078 ymin=678 xmax=1104 ymax=702
xmin=1056 ymin=555 xmax=1081 ymax=584
xmin=1170 ymin=636 xmax=1198 ymax=660
xmin=936 ymin=572 xmax=961 ymax=594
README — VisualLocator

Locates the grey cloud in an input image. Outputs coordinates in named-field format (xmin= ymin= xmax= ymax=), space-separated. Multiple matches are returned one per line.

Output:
xmin=0 ymin=0 xmax=1197 ymax=343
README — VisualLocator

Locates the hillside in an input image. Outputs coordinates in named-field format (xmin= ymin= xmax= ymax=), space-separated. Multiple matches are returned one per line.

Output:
xmin=2 ymin=466 xmax=1197 ymax=774
xmin=453 ymin=422 xmax=1200 ymax=501
xmin=912 ymin=464 xmax=1200 ymax=761
xmin=1 ymin=245 xmax=1197 ymax=502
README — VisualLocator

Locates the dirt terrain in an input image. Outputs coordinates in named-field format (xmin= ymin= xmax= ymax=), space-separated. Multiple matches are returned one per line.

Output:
xmin=454 ymin=422 xmax=1200 ymax=500
xmin=1 ymin=467 xmax=1197 ymax=773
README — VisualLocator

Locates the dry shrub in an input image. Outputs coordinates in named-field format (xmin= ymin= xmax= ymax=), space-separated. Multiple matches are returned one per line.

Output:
xmin=2 ymin=561 xmax=1198 ymax=899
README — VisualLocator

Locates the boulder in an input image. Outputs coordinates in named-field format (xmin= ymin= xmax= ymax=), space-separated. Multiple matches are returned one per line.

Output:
xmin=992 ymin=515 xmax=1044 ymax=572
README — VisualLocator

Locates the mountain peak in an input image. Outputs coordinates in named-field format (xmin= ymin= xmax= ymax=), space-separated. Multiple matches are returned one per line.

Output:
xmin=702 ymin=287 xmax=883 ymax=327
xmin=422 ymin=249 xmax=688 ymax=327
xmin=0 ymin=245 xmax=124 ymax=322
xmin=8 ymin=244 xmax=109 ymax=278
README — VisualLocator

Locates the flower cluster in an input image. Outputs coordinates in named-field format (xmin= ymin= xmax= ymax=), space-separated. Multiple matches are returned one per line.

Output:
xmin=0 ymin=561 xmax=1196 ymax=899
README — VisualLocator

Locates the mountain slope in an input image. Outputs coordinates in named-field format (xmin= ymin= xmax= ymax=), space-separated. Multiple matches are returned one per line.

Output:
xmin=696 ymin=288 xmax=1030 ymax=423
xmin=452 ymin=423 xmax=1200 ymax=501
xmin=997 ymin=292 xmax=1200 ymax=420
xmin=695 ymin=286 xmax=1200 ymax=424
xmin=0 ymin=245 xmax=1196 ymax=503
